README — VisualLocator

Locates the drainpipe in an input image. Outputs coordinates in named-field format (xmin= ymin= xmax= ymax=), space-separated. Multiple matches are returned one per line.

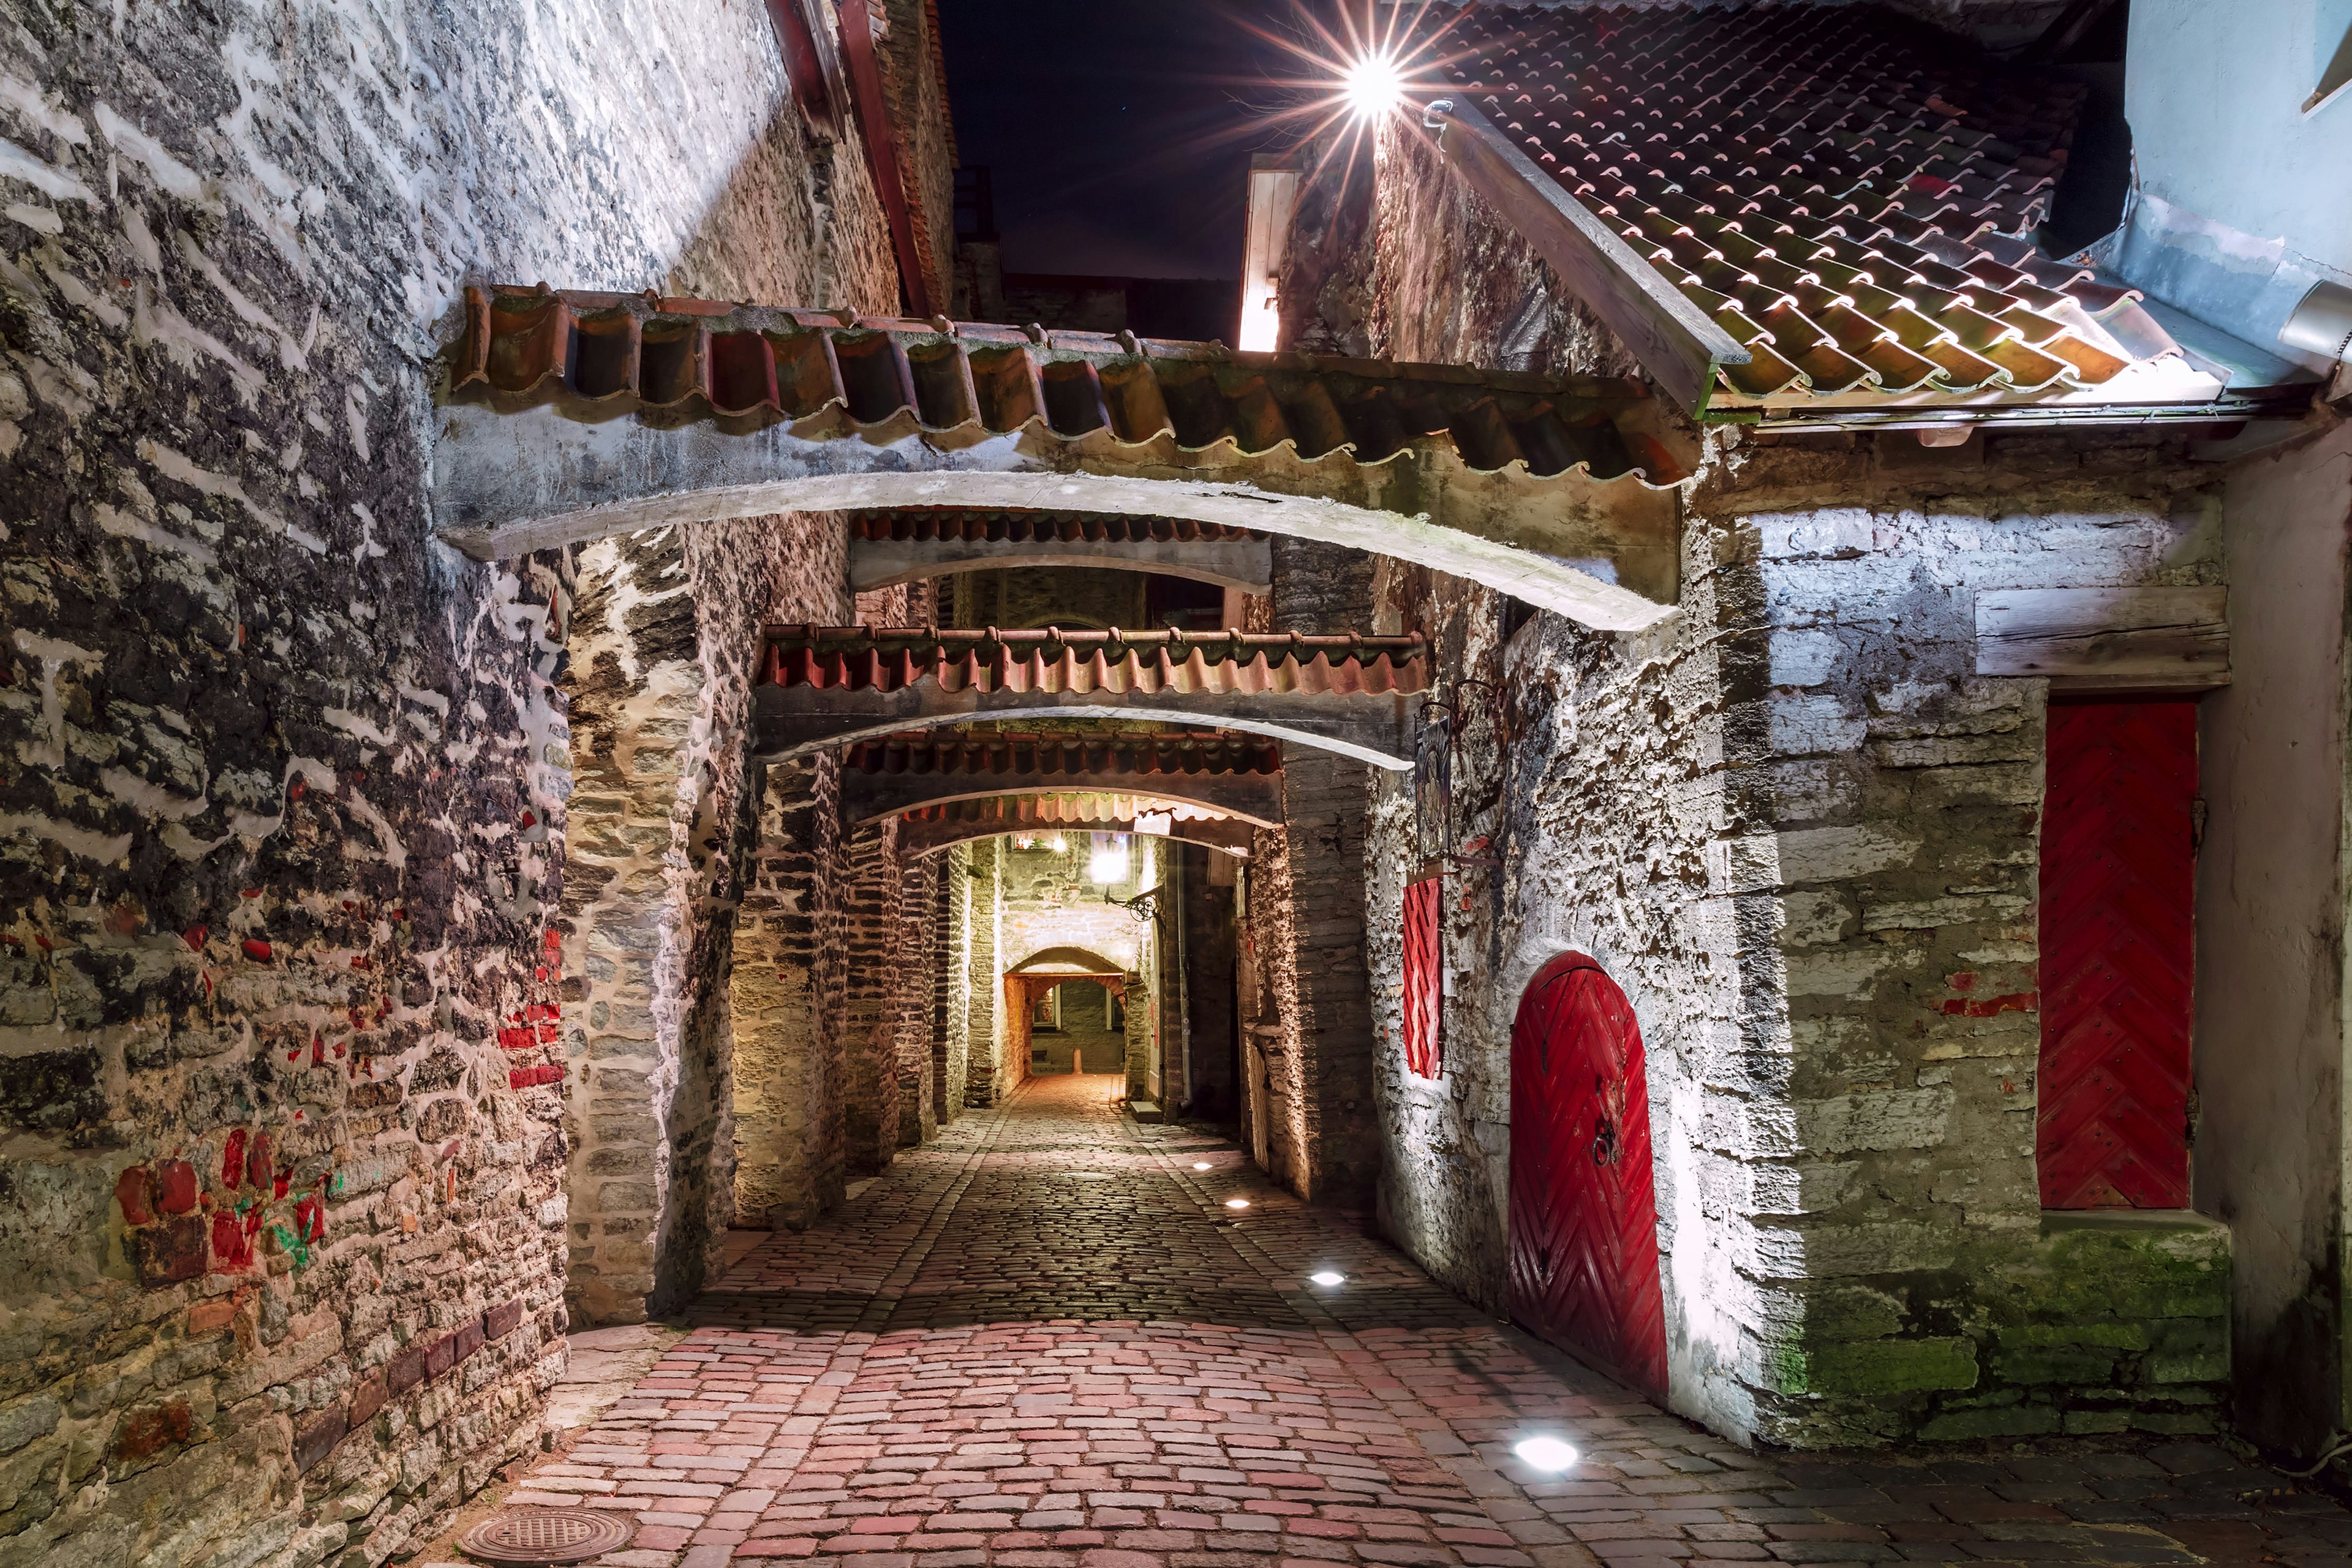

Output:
xmin=835 ymin=0 xmax=933 ymax=318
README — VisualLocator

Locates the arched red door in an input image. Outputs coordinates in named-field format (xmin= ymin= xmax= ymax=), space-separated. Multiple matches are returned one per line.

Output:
xmin=1509 ymin=953 xmax=1667 ymax=1401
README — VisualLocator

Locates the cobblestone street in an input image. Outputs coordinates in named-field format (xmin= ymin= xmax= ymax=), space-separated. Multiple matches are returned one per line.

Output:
xmin=459 ymin=1078 xmax=2352 ymax=1568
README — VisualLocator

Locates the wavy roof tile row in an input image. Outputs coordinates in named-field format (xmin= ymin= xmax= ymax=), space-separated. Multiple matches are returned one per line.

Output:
xmin=852 ymin=510 xmax=1261 ymax=545
xmin=450 ymin=285 xmax=1688 ymax=482
xmin=758 ymin=625 xmax=1427 ymax=698
xmin=842 ymin=731 xmax=1284 ymax=778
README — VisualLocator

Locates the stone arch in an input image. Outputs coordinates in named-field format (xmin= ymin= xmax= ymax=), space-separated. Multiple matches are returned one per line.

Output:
xmin=897 ymin=818 xmax=1250 ymax=861
xmin=761 ymin=705 xmax=1412 ymax=771
xmin=1009 ymin=944 xmax=1130 ymax=976
xmin=431 ymin=290 xmax=1687 ymax=633
xmin=1004 ymin=948 xmax=1137 ymax=1084
xmin=845 ymin=783 xmax=1281 ymax=831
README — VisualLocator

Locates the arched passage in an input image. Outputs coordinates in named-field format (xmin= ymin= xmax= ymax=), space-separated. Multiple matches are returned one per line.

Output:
xmin=1509 ymin=952 xmax=1668 ymax=1402
xmin=1006 ymin=948 xmax=1135 ymax=1081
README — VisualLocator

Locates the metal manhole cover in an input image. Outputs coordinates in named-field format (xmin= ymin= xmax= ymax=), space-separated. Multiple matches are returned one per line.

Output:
xmin=459 ymin=1506 xmax=635 ymax=1565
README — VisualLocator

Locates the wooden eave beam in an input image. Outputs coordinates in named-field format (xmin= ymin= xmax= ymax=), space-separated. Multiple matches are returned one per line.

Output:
xmin=849 ymin=532 xmax=1274 ymax=592
xmin=1430 ymin=97 xmax=1749 ymax=417
xmin=753 ymin=685 xmax=1413 ymax=769
xmin=897 ymin=815 xmax=1254 ymax=859
xmin=841 ymin=771 xmax=1283 ymax=827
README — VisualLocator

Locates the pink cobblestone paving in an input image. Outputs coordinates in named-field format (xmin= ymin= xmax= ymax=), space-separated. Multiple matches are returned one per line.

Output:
xmin=513 ymin=1077 xmax=2352 ymax=1568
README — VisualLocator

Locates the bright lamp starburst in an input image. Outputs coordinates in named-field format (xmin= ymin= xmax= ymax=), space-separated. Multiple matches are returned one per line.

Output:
xmin=1343 ymin=49 xmax=1406 ymax=119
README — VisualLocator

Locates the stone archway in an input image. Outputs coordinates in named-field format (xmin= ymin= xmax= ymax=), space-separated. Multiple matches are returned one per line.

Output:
xmin=1005 ymin=948 xmax=1136 ymax=1086
xmin=429 ymin=288 xmax=1688 ymax=632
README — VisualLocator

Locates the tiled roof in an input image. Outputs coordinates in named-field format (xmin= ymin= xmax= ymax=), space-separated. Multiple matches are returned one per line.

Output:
xmin=841 ymin=731 xmax=1283 ymax=779
xmin=448 ymin=285 xmax=1687 ymax=482
xmin=1434 ymin=3 xmax=2230 ymax=412
xmin=853 ymin=510 xmax=1260 ymax=546
xmin=758 ymin=626 xmax=1428 ymax=697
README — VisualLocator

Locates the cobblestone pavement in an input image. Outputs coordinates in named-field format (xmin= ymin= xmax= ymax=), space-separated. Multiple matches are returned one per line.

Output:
xmin=494 ymin=1076 xmax=2352 ymax=1568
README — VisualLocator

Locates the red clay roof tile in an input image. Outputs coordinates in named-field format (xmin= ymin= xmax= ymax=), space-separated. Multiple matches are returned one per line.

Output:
xmin=1434 ymin=3 xmax=2189 ymax=408
xmin=759 ymin=625 xmax=1428 ymax=699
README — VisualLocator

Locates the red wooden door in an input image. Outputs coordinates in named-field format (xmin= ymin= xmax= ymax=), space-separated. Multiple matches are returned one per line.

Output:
xmin=2038 ymin=701 xmax=2197 ymax=1208
xmin=1509 ymin=954 xmax=1667 ymax=1401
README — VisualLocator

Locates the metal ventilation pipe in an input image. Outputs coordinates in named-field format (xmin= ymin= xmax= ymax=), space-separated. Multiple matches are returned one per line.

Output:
xmin=2278 ymin=281 xmax=2352 ymax=364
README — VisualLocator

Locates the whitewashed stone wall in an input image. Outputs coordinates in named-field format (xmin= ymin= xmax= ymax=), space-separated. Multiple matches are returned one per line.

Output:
xmin=1316 ymin=111 xmax=2240 ymax=1446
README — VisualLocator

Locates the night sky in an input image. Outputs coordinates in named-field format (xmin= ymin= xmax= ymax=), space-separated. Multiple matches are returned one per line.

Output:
xmin=935 ymin=1 xmax=1308 ymax=282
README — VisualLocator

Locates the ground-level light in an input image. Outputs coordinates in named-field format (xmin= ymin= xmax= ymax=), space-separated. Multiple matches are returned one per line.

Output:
xmin=1224 ymin=1198 xmax=1250 ymax=1210
xmin=1193 ymin=1161 xmax=1212 ymax=1170
xmin=1310 ymin=1270 xmax=1345 ymax=1287
xmin=1513 ymin=1436 xmax=1579 ymax=1472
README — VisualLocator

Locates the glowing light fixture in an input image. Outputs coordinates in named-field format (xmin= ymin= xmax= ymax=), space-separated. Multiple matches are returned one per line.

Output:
xmin=1088 ymin=831 xmax=1131 ymax=886
xmin=1513 ymin=1436 xmax=1579 ymax=1472
xmin=1048 ymin=834 xmax=1068 ymax=854
xmin=1343 ymin=50 xmax=1406 ymax=121
xmin=1310 ymin=1270 xmax=1345 ymax=1287
xmin=1193 ymin=1161 xmax=1212 ymax=1170
xmin=1225 ymin=1198 xmax=1251 ymax=1210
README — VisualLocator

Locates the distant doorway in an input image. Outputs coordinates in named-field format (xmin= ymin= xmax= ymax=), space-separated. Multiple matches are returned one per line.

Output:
xmin=1508 ymin=954 xmax=1667 ymax=1401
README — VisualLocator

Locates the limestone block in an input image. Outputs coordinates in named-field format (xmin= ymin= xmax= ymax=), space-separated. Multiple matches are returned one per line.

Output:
xmin=1807 ymin=1336 xmax=1980 ymax=1395
xmin=1796 ymin=1087 xmax=1954 ymax=1154
xmin=1782 ymin=946 xmax=1923 ymax=998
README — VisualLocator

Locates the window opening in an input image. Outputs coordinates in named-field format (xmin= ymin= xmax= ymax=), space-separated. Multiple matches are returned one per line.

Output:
xmin=1402 ymin=876 xmax=1443 ymax=1079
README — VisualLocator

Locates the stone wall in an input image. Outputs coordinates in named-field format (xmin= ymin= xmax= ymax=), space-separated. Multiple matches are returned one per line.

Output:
xmin=934 ymin=842 xmax=974 ymax=1118
xmin=731 ymin=756 xmax=846 ymax=1231
xmin=0 ymin=0 xmax=931 ymax=1556
xmin=961 ymin=837 xmax=1005 ymax=1105
xmin=1251 ymin=539 xmax=1382 ymax=1207
xmin=1308 ymin=113 xmax=2248 ymax=1445
xmin=561 ymin=514 xmax=842 ymax=1323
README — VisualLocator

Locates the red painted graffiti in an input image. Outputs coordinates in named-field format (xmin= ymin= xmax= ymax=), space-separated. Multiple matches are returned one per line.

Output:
xmin=1940 ymin=992 xmax=2037 ymax=1018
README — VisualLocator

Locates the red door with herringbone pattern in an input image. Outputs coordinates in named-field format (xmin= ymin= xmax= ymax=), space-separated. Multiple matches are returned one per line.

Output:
xmin=2038 ymin=701 xmax=2196 ymax=1210
xmin=1509 ymin=954 xmax=1667 ymax=1401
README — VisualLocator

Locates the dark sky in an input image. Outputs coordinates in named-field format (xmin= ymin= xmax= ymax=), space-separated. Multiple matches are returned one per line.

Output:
xmin=936 ymin=1 xmax=1303 ymax=281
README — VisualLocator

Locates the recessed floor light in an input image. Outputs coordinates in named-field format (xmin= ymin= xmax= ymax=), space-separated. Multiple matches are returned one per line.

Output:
xmin=1514 ymin=1436 xmax=1579 ymax=1472
xmin=1193 ymin=1161 xmax=1212 ymax=1170
xmin=1310 ymin=1270 xmax=1345 ymax=1287
xmin=1224 ymin=1198 xmax=1250 ymax=1210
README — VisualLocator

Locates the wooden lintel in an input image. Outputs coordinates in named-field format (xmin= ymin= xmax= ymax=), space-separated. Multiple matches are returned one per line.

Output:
xmin=841 ymin=771 xmax=1283 ymax=827
xmin=753 ymin=685 xmax=1413 ymax=769
xmin=850 ymin=534 xmax=1273 ymax=592
xmin=1433 ymin=99 xmax=1747 ymax=416
xmin=897 ymin=815 xmax=1254 ymax=859
xmin=1975 ymin=586 xmax=2230 ymax=691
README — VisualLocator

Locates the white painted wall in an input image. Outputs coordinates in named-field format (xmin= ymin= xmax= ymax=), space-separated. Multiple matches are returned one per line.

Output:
xmin=2193 ymin=420 xmax=2352 ymax=1455
xmin=2116 ymin=0 xmax=2352 ymax=357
